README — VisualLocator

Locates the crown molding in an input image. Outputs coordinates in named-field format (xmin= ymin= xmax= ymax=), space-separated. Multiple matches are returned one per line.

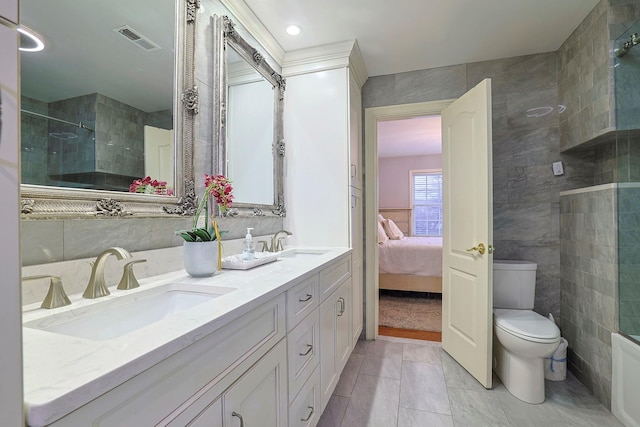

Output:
xmin=282 ymin=40 xmax=370 ymax=79
xmin=220 ymin=0 xmax=285 ymax=66
xmin=349 ymin=40 xmax=368 ymax=88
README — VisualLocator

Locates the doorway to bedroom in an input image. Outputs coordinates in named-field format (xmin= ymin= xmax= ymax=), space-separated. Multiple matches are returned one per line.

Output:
xmin=376 ymin=114 xmax=443 ymax=342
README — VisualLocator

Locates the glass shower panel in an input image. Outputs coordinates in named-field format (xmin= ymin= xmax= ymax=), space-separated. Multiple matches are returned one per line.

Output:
xmin=615 ymin=21 xmax=640 ymax=343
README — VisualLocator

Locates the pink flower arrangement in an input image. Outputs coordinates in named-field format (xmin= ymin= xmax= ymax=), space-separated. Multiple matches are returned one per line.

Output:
xmin=175 ymin=174 xmax=233 ymax=242
xmin=129 ymin=176 xmax=174 ymax=196
xmin=204 ymin=174 xmax=233 ymax=213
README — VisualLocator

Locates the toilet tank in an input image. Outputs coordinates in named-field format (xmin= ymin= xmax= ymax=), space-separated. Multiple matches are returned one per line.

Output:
xmin=493 ymin=260 xmax=537 ymax=309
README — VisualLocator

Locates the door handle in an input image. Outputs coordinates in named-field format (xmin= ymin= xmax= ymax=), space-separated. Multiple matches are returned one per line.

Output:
xmin=465 ymin=243 xmax=495 ymax=255
xmin=466 ymin=243 xmax=486 ymax=255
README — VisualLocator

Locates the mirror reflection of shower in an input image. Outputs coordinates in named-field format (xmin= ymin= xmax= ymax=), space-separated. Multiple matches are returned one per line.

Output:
xmin=615 ymin=32 xmax=639 ymax=57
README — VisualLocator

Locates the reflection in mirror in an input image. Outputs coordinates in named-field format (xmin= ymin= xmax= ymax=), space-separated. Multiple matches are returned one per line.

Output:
xmin=213 ymin=15 xmax=285 ymax=217
xmin=20 ymin=0 xmax=175 ymax=193
xmin=226 ymin=46 xmax=274 ymax=205
xmin=19 ymin=0 xmax=198 ymax=217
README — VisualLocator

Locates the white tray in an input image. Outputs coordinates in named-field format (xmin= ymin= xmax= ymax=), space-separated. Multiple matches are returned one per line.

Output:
xmin=221 ymin=252 xmax=279 ymax=270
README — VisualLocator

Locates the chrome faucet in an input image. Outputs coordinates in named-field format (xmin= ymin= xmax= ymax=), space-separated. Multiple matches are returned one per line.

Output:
xmin=272 ymin=230 xmax=293 ymax=252
xmin=83 ymin=247 xmax=132 ymax=299
xmin=258 ymin=230 xmax=293 ymax=252
xmin=23 ymin=275 xmax=71 ymax=309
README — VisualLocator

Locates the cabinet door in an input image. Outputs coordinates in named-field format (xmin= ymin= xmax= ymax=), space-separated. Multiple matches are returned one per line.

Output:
xmin=319 ymin=278 xmax=352 ymax=411
xmin=349 ymin=74 xmax=362 ymax=190
xmin=224 ymin=339 xmax=288 ymax=427
xmin=0 ymin=16 xmax=22 ymax=427
xmin=350 ymin=187 xmax=363 ymax=346
xmin=335 ymin=280 xmax=352 ymax=373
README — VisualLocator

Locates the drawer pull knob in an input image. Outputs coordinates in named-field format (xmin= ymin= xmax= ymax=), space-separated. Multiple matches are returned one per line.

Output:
xmin=232 ymin=411 xmax=244 ymax=427
xmin=301 ymin=405 xmax=314 ymax=422
xmin=337 ymin=297 xmax=345 ymax=316
xmin=299 ymin=344 xmax=313 ymax=356
xmin=298 ymin=294 xmax=312 ymax=303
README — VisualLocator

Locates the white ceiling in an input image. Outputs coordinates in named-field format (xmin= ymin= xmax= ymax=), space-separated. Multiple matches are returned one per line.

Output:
xmin=239 ymin=0 xmax=598 ymax=157
xmin=378 ymin=116 xmax=441 ymax=158
xmin=20 ymin=0 xmax=174 ymax=112
xmin=243 ymin=0 xmax=599 ymax=77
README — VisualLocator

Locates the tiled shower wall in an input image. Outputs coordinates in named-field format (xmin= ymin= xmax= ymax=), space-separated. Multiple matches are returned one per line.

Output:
xmin=558 ymin=0 xmax=613 ymax=151
xmin=556 ymin=0 xmax=640 ymax=410
xmin=559 ymin=185 xmax=617 ymax=408
xmin=21 ymin=93 xmax=172 ymax=190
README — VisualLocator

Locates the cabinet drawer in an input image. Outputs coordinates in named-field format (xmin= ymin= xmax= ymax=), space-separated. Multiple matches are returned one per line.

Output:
xmin=289 ymin=367 xmax=321 ymax=427
xmin=286 ymin=274 xmax=318 ymax=332
xmin=319 ymin=255 xmax=351 ymax=300
xmin=288 ymin=310 xmax=320 ymax=403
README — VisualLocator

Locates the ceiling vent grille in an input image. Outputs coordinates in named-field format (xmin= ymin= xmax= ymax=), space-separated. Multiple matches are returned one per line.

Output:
xmin=113 ymin=25 xmax=160 ymax=52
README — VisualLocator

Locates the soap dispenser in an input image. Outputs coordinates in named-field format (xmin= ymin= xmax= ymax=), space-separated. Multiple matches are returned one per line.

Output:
xmin=242 ymin=227 xmax=256 ymax=261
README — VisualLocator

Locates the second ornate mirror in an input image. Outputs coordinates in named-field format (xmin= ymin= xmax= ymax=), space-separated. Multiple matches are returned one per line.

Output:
xmin=213 ymin=15 xmax=285 ymax=217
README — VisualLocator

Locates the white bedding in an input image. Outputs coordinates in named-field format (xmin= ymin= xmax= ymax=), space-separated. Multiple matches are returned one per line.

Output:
xmin=378 ymin=236 xmax=442 ymax=276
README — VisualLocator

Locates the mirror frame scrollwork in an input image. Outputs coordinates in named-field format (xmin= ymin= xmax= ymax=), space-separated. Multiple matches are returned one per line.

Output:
xmin=20 ymin=0 xmax=200 ymax=218
xmin=213 ymin=14 xmax=286 ymax=218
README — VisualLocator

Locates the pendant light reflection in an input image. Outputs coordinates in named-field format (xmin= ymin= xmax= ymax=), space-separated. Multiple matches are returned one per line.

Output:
xmin=18 ymin=26 xmax=45 ymax=52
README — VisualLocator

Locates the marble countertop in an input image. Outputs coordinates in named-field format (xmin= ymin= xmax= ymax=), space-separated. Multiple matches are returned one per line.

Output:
xmin=22 ymin=246 xmax=350 ymax=427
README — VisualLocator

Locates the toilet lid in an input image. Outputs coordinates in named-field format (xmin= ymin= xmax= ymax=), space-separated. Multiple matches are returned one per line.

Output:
xmin=494 ymin=309 xmax=560 ymax=341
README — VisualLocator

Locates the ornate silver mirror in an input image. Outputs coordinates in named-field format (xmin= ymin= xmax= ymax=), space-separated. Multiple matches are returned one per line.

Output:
xmin=19 ymin=0 xmax=199 ymax=217
xmin=213 ymin=15 xmax=285 ymax=217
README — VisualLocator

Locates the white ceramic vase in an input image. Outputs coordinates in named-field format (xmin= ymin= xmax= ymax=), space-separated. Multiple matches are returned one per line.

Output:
xmin=183 ymin=241 xmax=218 ymax=277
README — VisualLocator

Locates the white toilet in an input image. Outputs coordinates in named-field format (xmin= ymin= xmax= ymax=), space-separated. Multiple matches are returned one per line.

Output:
xmin=493 ymin=260 xmax=561 ymax=404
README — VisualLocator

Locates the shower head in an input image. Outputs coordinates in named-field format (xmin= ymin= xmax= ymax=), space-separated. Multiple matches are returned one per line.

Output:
xmin=616 ymin=32 xmax=639 ymax=57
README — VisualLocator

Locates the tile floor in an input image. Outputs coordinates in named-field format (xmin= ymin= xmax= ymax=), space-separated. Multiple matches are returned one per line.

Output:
xmin=317 ymin=336 xmax=623 ymax=427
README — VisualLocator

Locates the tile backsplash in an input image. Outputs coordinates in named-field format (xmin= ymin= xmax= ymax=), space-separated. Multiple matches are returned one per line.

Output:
xmin=21 ymin=234 xmax=278 ymax=306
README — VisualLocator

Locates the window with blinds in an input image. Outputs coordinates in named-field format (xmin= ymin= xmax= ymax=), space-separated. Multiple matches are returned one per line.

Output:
xmin=411 ymin=171 xmax=442 ymax=236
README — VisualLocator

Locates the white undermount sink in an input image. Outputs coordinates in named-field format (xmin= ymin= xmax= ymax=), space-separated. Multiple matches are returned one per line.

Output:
xmin=24 ymin=283 xmax=236 ymax=341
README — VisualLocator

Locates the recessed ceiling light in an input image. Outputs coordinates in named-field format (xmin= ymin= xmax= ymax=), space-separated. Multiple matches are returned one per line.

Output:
xmin=286 ymin=25 xmax=302 ymax=36
xmin=18 ymin=26 xmax=45 ymax=52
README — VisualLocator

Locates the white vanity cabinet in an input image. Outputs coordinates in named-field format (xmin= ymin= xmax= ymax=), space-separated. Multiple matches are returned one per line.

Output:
xmin=285 ymin=253 xmax=353 ymax=426
xmin=33 ymin=251 xmax=355 ymax=427
xmin=48 ymin=295 xmax=286 ymax=427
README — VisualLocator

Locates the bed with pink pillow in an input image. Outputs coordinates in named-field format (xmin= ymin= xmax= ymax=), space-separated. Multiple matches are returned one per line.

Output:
xmin=378 ymin=211 xmax=442 ymax=293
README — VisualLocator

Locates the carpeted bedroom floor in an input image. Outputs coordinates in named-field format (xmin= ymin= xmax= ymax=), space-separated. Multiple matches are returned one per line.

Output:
xmin=378 ymin=290 xmax=442 ymax=332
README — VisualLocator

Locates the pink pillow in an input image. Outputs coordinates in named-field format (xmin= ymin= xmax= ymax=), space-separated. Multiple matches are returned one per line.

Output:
xmin=378 ymin=221 xmax=389 ymax=244
xmin=383 ymin=218 xmax=404 ymax=240
xmin=378 ymin=213 xmax=385 ymax=223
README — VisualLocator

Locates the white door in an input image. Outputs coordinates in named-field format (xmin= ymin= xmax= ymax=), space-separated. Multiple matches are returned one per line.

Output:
xmin=144 ymin=125 xmax=174 ymax=188
xmin=441 ymin=79 xmax=493 ymax=388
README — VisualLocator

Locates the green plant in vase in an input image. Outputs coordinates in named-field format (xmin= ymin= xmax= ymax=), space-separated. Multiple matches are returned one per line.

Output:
xmin=176 ymin=174 xmax=233 ymax=276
